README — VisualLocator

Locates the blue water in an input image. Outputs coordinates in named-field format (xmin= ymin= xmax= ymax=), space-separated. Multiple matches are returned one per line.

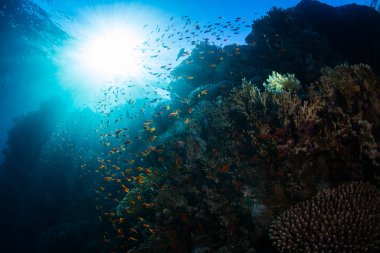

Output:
xmin=0 ymin=0 xmax=369 ymax=162
xmin=0 ymin=0 xmax=378 ymax=252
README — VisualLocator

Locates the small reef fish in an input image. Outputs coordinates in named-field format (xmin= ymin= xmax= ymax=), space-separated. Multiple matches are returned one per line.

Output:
xmin=121 ymin=184 xmax=129 ymax=192
xmin=219 ymin=163 xmax=231 ymax=173
xmin=197 ymin=89 xmax=208 ymax=98
xmin=168 ymin=109 xmax=180 ymax=117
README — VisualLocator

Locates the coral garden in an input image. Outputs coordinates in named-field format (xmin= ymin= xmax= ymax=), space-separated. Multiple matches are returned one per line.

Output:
xmin=93 ymin=1 xmax=380 ymax=253
xmin=108 ymin=63 xmax=380 ymax=252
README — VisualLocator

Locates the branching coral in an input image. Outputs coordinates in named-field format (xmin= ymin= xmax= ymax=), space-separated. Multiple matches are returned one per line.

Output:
xmin=269 ymin=182 xmax=380 ymax=253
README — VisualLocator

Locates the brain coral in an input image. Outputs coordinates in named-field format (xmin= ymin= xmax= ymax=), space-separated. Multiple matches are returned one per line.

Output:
xmin=269 ymin=182 xmax=380 ymax=252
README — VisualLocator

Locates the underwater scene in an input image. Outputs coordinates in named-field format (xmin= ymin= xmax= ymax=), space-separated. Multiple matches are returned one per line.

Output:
xmin=1 ymin=0 xmax=380 ymax=252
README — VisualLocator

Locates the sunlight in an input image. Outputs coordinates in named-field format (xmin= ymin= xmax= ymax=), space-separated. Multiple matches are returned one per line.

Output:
xmin=55 ymin=3 xmax=171 ymax=109
xmin=78 ymin=26 xmax=142 ymax=81
xmin=60 ymin=6 xmax=147 ymax=89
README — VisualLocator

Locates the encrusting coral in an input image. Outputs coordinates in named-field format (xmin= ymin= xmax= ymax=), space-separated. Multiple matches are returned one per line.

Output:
xmin=269 ymin=182 xmax=380 ymax=253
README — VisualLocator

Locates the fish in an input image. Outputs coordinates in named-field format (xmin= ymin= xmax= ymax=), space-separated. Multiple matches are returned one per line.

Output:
xmin=197 ymin=89 xmax=208 ymax=98
xmin=125 ymin=159 xmax=135 ymax=164
xmin=135 ymin=175 xmax=144 ymax=184
xmin=121 ymin=184 xmax=129 ymax=192
xmin=142 ymin=203 xmax=155 ymax=208
xmin=168 ymin=109 xmax=180 ymax=117
xmin=104 ymin=212 xmax=116 ymax=217
xmin=130 ymin=228 xmax=138 ymax=234
xmin=149 ymin=135 xmax=157 ymax=142
xmin=219 ymin=163 xmax=231 ymax=173
xmin=147 ymin=127 xmax=156 ymax=133
xmin=112 ymin=165 xmax=120 ymax=170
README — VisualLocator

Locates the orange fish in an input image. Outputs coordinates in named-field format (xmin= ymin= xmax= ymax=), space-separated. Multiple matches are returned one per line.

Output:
xmin=136 ymin=177 xmax=144 ymax=184
xmin=121 ymin=184 xmax=129 ymax=192
xmin=112 ymin=165 xmax=120 ymax=170
xmin=168 ymin=109 xmax=180 ymax=117
xmin=219 ymin=163 xmax=231 ymax=173
xmin=149 ymin=135 xmax=157 ymax=142
xmin=142 ymin=203 xmax=155 ymax=208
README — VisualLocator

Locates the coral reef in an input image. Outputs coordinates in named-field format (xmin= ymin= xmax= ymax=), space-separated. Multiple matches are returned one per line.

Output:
xmin=269 ymin=182 xmax=380 ymax=252
xmin=97 ymin=2 xmax=380 ymax=252
xmin=110 ymin=63 xmax=380 ymax=252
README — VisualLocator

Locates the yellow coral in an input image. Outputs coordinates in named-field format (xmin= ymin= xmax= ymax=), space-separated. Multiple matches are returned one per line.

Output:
xmin=264 ymin=71 xmax=301 ymax=92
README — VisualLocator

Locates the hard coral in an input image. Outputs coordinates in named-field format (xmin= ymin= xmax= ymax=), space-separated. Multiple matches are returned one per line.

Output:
xmin=269 ymin=182 xmax=380 ymax=253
